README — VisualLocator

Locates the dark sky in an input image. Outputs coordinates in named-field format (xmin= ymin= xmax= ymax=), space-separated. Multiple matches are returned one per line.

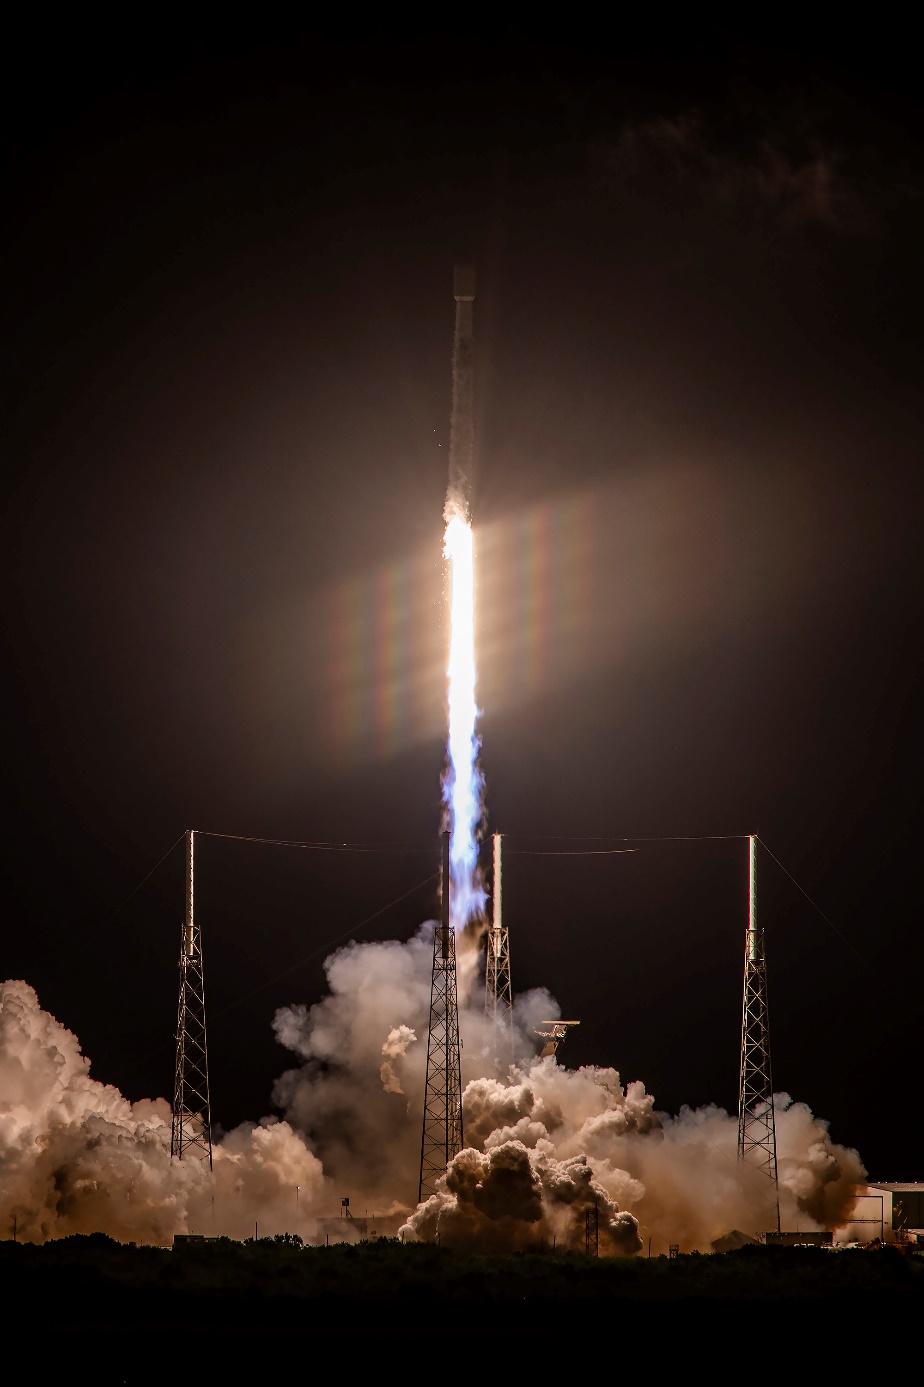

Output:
xmin=2 ymin=23 xmax=921 ymax=1178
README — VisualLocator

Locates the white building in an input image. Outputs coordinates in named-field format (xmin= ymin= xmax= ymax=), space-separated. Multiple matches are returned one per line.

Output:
xmin=850 ymin=1183 xmax=924 ymax=1242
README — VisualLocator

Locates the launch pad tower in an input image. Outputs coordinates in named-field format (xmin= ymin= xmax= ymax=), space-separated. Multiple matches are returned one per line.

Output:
xmin=419 ymin=833 xmax=464 ymax=1201
xmin=737 ymin=835 xmax=780 ymax=1229
xmin=171 ymin=829 xmax=213 ymax=1167
xmin=485 ymin=833 xmax=512 ymax=1031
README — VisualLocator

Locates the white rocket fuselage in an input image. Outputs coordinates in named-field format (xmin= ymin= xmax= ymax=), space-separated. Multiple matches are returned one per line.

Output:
xmin=448 ymin=265 xmax=475 ymax=520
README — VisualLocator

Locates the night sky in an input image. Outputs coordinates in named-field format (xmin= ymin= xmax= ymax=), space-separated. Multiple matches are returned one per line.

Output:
xmin=2 ymin=23 xmax=921 ymax=1180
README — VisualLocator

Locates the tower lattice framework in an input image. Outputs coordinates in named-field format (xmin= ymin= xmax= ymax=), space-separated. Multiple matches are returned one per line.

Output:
xmin=485 ymin=833 xmax=512 ymax=1037
xmin=419 ymin=832 xmax=464 ymax=1202
xmin=171 ymin=829 xmax=213 ymax=1167
xmin=737 ymin=834 xmax=779 ymax=1230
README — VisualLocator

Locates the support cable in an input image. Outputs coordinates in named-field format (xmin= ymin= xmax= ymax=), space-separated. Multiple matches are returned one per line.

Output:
xmin=207 ymin=871 xmax=440 ymax=1026
xmin=756 ymin=837 xmax=884 ymax=983
xmin=125 ymin=871 xmax=440 ymax=1072
xmin=196 ymin=830 xmax=435 ymax=853
xmin=87 ymin=833 xmax=187 ymax=943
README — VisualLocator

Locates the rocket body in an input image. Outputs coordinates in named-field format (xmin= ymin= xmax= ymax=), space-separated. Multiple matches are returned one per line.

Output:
xmin=447 ymin=265 xmax=475 ymax=521
xmin=441 ymin=263 xmax=486 ymax=928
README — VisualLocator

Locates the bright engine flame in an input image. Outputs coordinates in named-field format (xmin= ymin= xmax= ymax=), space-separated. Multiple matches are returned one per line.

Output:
xmin=443 ymin=511 xmax=485 ymax=927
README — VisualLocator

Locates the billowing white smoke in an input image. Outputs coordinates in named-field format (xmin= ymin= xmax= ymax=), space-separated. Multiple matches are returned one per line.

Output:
xmin=270 ymin=923 xmax=555 ymax=1216
xmin=271 ymin=926 xmax=864 ymax=1252
xmin=380 ymin=1025 xmax=417 ymax=1094
xmin=0 ymin=979 xmax=327 ymax=1244
xmin=404 ymin=1140 xmax=643 ymax=1253
xmin=0 ymin=924 xmax=866 ymax=1251
xmin=398 ymin=1058 xmax=865 ymax=1251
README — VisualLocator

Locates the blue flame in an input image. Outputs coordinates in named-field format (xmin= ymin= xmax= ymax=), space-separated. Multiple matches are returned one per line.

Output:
xmin=442 ymin=513 xmax=486 ymax=928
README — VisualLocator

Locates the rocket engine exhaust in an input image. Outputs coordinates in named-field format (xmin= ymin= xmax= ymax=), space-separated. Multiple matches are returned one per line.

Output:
xmin=442 ymin=266 xmax=485 ymax=929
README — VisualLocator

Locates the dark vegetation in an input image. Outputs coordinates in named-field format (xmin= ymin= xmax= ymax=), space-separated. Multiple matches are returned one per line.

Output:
xmin=3 ymin=1235 xmax=921 ymax=1357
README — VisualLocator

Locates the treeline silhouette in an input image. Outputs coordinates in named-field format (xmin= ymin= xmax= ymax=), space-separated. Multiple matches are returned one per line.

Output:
xmin=3 ymin=1234 xmax=921 ymax=1355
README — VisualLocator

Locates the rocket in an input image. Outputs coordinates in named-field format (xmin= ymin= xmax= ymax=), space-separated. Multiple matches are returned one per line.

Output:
xmin=447 ymin=264 xmax=475 ymax=521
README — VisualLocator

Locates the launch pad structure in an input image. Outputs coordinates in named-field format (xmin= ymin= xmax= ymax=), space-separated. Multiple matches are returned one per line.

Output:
xmin=164 ymin=267 xmax=791 ymax=1231
xmin=419 ymin=832 xmax=464 ymax=1201
xmin=171 ymin=829 xmax=213 ymax=1168
xmin=737 ymin=835 xmax=780 ymax=1230
xmin=536 ymin=1020 xmax=580 ymax=1060
xmin=415 ymin=261 xmax=475 ymax=1202
xmin=485 ymin=833 xmax=513 ymax=1037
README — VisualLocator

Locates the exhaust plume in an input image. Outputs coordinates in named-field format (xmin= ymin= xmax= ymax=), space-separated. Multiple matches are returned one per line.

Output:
xmin=442 ymin=511 xmax=486 ymax=928
xmin=440 ymin=264 xmax=485 ymax=929
xmin=1 ymin=929 xmax=865 ymax=1250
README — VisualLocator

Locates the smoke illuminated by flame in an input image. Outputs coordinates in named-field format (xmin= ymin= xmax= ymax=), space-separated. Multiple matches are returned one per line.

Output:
xmin=443 ymin=510 xmax=485 ymax=927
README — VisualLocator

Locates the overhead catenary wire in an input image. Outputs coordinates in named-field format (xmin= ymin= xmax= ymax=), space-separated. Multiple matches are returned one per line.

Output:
xmin=496 ymin=831 xmax=747 ymax=856
xmin=500 ymin=833 xmax=750 ymax=843
xmin=81 ymin=830 xmax=436 ymax=950
xmin=123 ymin=869 xmax=441 ymax=1069
xmin=503 ymin=848 xmax=638 ymax=856
xmin=206 ymin=870 xmax=441 ymax=1025
xmin=89 ymin=828 xmax=875 ymax=987
xmin=86 ymin=832 xmax=188 ymax=943
xmin=499 ymin=834 xmax=882 ymax=982
xmin=95 ymin=824 xmax=885 ymax=1079
xmin=197 ymin=830 xmax=436 ymax=854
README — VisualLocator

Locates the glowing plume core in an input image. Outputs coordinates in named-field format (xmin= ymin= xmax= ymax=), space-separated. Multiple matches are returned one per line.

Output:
xmin=443 ymin=511 xmax=484 ymax=928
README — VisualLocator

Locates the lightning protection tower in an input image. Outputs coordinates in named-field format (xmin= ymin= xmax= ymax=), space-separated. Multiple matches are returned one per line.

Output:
xmin=737 ymin=835 xmax=779 ymax=1231
xmin=171 ymin=829 xmax=213 ymax=1168
xmin=484 ymin=833 xmax=512 ymax=1032
xmin=585 ymin=1205 xmax=599 ymax=1257
xmin=419 ymin=832 xmax=464 ymax=1202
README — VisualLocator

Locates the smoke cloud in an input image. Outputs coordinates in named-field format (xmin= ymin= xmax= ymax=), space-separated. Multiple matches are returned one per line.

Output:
xmin=594 ymin=114 xmax=869 ymax=233
xmin=0 ymin=924 xmax=865 ymax=1250
xmin=402 ymin=1140 xmax=643 ymax=1253
xmin=268 ymin=924 xmax=866 ymax=1250
xmin=0 ymin=979 xmax=327 ymax=1244
xmin=380 ymin=1024 xmax=417 ymax=1094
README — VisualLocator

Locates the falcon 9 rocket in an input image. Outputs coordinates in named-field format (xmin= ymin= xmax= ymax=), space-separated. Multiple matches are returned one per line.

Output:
xmin=447 ymin=264 xmax=475 ymax=522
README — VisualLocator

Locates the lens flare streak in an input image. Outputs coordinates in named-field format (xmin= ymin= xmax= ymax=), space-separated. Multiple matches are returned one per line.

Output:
xmin=443 ymin=511 xmax=485 ymax=928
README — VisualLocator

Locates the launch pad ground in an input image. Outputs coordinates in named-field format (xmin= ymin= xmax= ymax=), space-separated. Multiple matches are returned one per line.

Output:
xmin=4 ymin=1235 xmax=921 ymax=1360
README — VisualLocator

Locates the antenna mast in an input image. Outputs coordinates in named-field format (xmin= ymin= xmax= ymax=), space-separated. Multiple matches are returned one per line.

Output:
xmin=171 ymin=829 xmax=213 ymax=1168
xmin=419 ymin=832 xmax=464 ymax=1201
xmin=737 ymin=834 xmax=779 ymax=1230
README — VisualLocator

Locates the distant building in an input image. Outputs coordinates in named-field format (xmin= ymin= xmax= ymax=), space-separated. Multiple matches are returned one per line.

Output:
xmin=854 ymin=1183 xmax=924 ymax=1242
xmin=314 ymin=1211 xmax=407 ymax=1244
xmin=765 ymin=1231 xmax=832 ymax=1247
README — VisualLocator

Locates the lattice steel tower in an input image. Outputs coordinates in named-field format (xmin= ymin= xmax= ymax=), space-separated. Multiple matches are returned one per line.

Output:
xmin=171 ymin=829 xmax=213 ymax=1168
xmin=737 ymin=834 xmax=779 ymax=1230
xmin=484 ymin=833 xmax=512 ymax=1031
xmin=419 ymin=832 xmax=464 ymax=1201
